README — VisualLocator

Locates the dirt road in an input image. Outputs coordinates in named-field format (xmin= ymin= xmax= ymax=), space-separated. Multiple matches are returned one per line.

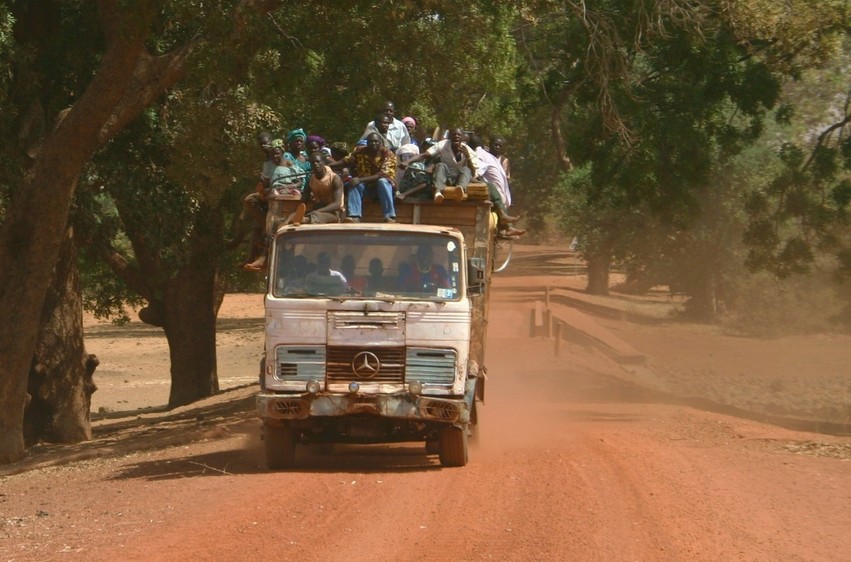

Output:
xmin=2 ymin=263 xmax=850 ymax=561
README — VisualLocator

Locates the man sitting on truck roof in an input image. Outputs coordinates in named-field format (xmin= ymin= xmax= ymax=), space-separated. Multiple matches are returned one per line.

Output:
xmin=490 ymin=136 xmax=511 ymax=180
xmin=360 ymin=100 xmax=410 ymax=151
xmin=297 ymin=151 xmax=345 ymax=224
xmin=331 ymin=132 xmax=398 ymax=223
xmin=360 ymin=112 xmax=407 ymax=153
xmin=399 ymin=127 xmax=477 ymax=203
xmin=466 ymin=134 xmax=525 ymax=239
xmin=394 ymin=143 xmax=434 ymax=201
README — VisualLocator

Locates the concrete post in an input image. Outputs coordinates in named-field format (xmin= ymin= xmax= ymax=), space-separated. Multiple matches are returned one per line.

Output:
xmin=529 ymin=307 xmax=537 ymax=338
xmin=554 ymin=321 xmax=562 ymax=356
xmin=543 ymin=308 xmax=552 ymax=338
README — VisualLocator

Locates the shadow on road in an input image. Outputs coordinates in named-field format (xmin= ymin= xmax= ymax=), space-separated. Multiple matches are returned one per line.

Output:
xmin=107 ymin=443 xmax=443 ymax=481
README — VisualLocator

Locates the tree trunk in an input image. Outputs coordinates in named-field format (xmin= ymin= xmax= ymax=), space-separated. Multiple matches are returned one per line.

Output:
xmin=107 ymin=200 xmax=227 ymax=409
xmin=688 ymin=271 xmax=718 ymax=321
xmin=164 ymin=207 xmax=224 ymax=408
xmin=0 ymin=6 xmax=168 ymax=464
xmin=586 ymin=254 xmax=611 ymax=296
xmin=24 ymin=228 xmax=97 ymax=445
xmin=0 ymin=0 xmax=282 ymax=464
xmin=163 ymin=267 xmax=220 ymax=408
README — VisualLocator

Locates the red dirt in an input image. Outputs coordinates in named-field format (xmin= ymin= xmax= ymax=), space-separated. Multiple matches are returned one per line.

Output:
xmin=2 ymin=247 xmax=849 ymax=561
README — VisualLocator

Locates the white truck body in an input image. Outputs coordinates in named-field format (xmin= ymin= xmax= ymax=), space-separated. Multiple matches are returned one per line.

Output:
xmin=257 ymin=199 xmax=496 ymax=468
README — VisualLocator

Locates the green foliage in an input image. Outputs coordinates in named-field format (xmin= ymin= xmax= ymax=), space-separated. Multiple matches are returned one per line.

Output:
xmin=6 ymin=0 xmax=851 ymax=332
xmin=513 ymin=0 xmax=851 ymax=323
xmin=78 ymin=248 xmax=144 ymax=324
xmin=64 ymin=1 xmax=526 ymax=318
xmin=0 ymin=3 xmax=13 ymax=88
xmin=241 ymin=1 xmax=521 ymax=143
xmin=549 ymin=9 xmax=781 ymax=309
xmin=743 ymin=41 xmax=851 ymax=282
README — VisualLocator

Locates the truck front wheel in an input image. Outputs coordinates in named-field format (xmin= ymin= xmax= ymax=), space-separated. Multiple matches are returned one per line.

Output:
xmin=264 ymin=423 xmax=296 ymax=469
xmin=438 ymin=425 xmax=468 ymax=467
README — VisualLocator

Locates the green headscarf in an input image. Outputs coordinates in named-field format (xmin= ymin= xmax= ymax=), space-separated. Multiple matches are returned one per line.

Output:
xmin=287 ymin=128 xmax=306 ymax=144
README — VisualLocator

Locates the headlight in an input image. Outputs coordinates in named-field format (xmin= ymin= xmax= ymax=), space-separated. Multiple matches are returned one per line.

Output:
xmin=306 ymin=380 xmax=321 ymax=394
xmin=408 ymin=380 xmax=423 ymax=395
xmin=348 ymin=381 xmax=360 ymax=393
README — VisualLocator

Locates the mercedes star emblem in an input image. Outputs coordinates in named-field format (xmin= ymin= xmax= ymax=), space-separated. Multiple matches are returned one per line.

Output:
xmin=352 ymin=351 xmax=381 ymax=378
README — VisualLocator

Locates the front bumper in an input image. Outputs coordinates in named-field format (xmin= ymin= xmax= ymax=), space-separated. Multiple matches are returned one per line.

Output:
xmin=257 ymin=387 xmax=472 ymax=424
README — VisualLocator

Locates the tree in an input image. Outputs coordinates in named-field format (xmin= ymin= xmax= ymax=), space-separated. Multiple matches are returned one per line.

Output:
xmin=24 ymin=227 xmax=98 ymax=445
xmin=0 ymin=0 xmax=282 ymax=464
xmin=520 ymin=1 xmax=848 ymax=311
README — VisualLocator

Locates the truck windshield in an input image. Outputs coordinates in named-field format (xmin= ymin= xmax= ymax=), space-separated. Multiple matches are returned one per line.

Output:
xmin=271 ymin=231 xmax=463 ymax=300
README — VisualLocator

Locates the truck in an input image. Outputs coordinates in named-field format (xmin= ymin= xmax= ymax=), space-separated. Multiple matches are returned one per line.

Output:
xmin=256 ymin=194 xmax=504 ymax=468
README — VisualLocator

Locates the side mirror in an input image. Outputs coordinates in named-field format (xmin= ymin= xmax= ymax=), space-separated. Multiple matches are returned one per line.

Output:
xmin=467 ymin=257 xmax=486 ymax=295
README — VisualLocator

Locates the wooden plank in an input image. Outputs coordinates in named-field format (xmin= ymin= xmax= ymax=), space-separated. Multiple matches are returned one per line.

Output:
xmin=548 ymin=302 xmax=646 ymax=365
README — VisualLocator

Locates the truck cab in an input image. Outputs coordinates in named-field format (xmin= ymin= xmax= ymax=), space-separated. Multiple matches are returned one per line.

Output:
xmin=257 ymin=199 xmax=495 ymax=468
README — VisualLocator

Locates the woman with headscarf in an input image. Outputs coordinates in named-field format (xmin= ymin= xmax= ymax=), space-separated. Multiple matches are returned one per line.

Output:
xmin=306 ymin=134 xmax=333 ymax=163
xmin=284 ymin=128 xmax=312 ymax=190
xmin=402 ymin=116 xmax=419 ymax=147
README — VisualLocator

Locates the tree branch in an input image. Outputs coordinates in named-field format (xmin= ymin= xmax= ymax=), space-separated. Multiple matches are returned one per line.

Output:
xmin=802 ymin=91 xmax=851 ymax=172
xmin=96 ymin=0 xmax=285 ymax=144
xmin=96 ymin=238 xmax=151 ymax=300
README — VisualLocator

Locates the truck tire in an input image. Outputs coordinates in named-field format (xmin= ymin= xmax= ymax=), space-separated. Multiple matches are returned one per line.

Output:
xmin=264 ymin=423 xmax=296 ymax=470
xmin=425 ymin=438 xmax=440 ymax=455
xmin=438 ymin=425 xmax=468 ymax=467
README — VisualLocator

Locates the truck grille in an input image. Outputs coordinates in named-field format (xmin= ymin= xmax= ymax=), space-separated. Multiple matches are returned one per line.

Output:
xmin=327 ymin=346 xmax=405 ymax=383
xmin=275 ymin=346 xmax=326 ymax=382
xmin=405 ymin=348 xmax=456 ymax=386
